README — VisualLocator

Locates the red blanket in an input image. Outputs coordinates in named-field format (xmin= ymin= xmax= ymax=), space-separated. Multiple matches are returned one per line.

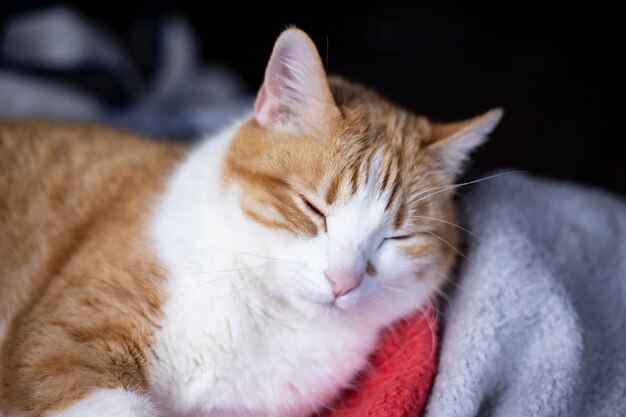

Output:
xmin=324 ymin=303 xmax=438 ymax=417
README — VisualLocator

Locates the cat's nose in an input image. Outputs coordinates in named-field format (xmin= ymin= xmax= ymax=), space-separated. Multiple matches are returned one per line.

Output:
xmin=324 ymin=268 xmax=364 ymax=298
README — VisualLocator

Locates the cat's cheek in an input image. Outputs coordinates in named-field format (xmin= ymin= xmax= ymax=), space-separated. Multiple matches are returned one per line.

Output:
xmin=279 ymin=273 xmax=334 ymax=314
xmin=287 ymin=294 xmax=335 ymax=318
xmin=374 ymin=251 xmax=435 ymax=306
xmin=376 ymin=245 xmax=406 ymax=277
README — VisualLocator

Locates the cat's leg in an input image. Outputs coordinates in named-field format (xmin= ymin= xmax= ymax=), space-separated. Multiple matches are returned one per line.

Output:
xmin=44 ymin=388 xmax=158 ymax=417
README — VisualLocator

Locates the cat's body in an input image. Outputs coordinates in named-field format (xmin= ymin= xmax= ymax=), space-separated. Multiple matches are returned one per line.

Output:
xmin=0 ymin=29 xmax=501 ymax=416
xmin=0 ymin=121 xmax=181 ymax=415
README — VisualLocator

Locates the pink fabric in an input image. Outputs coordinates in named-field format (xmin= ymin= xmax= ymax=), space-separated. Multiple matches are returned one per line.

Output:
xmin=324 ymin=303 xmax=438 ymax=417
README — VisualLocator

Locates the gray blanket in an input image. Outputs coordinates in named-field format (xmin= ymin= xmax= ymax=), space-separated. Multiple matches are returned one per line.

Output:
xmin=427 ymin=173 xmax=626 ymax=417
xmin=2 ymin=8 xmax=625 ymax=417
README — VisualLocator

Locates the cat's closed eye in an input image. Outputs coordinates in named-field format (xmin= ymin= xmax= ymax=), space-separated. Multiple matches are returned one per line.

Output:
xmin=386 ymin=234 xmax=414 ymax=241
xmin=301 ymin=195 xmax=327 ymax=232
xmin=378 ymin=234 xmax=417 ymax=249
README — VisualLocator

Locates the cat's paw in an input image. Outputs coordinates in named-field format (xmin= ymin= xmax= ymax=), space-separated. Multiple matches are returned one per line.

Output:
xmin=45 ymin=388 xmax=158 ymax=417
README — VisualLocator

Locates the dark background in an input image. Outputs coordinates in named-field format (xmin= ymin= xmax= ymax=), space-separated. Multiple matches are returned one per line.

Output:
xmin=3 ymin=2 xmax=625 ymax=194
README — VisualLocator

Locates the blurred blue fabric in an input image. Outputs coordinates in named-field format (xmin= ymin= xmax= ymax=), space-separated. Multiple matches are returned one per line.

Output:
xmin=0 ymin=6 xmax=252 ymax=139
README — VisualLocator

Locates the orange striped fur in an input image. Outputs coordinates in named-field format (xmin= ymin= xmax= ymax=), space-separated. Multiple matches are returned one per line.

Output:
xmin=0 ymin=121 xmax=183 ymax=415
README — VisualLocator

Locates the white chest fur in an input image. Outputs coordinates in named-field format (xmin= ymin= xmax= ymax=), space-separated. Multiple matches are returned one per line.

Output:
xmin=148 ymin=123 xmax=383 ymax=417
xmin=149 ymin=296 xmax=378 ymax=416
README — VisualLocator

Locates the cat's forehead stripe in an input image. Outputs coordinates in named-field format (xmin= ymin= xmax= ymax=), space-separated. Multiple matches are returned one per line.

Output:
xmin=349 ymin=162 xmax=360 ymax=195
xmin=320 ymin=141 xmax=409 ymax=232
xmin=394 ymin=202 xmax=406 ymax=230
xmin=325 ymin=173 xmax=340 ymax=205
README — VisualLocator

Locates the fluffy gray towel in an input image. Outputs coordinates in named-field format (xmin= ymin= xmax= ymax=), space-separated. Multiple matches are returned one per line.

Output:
xmin=426 ymin=173 xmax=626 ymax=417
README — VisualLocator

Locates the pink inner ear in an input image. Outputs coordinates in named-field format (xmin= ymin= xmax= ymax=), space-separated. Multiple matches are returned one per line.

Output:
xmin=255 ymin=84 xmax=278 ymax=127
xmin=255 ymin=40 xmax=306 ymax=128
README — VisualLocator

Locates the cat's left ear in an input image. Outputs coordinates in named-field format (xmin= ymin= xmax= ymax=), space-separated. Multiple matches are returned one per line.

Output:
xmin=254 ymin=28 xmax=341 ymax=134
xmin=426 ymin=108 xmax=503 ymax=174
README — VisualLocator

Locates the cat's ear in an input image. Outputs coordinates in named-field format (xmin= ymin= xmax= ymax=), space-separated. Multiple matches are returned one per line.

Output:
xmin=426 ymin=108 xmax=503 ymax=174
xmin=254 ymin=28 xmax=341 ymax=134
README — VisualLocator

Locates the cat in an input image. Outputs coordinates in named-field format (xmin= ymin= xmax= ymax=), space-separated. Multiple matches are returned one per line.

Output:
xmin=0 ymin=28 xmax=501 ymax=417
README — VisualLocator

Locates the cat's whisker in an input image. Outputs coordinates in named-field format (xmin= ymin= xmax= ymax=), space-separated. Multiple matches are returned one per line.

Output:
xmin=382 ymin=284 xmax=412 ymax=296
xmin=172 ymin=268 xmax=298 ymax=323
xmin=160 ymin=225 xmax=299 ymax=264
xmin=424 ymin=305 xmax=439 ymax=358
xmin=391 ymin=313 xmax=439 ymax=380
xmin=412 ymin=215 xmax=480 ymax=239
xmin=168 ymin=275 xmax=283 ymax=323
xmin=174 ymin=273 xmax=240 ymax=296
xmin=409 ymin=170 xmax=509 ymax=207
xmin=434 ymin=288 xmax=458 ymax=306
xmin=405 ymin=176 xmax=457 ymax=203
xmin=371 ymin=296 xmax=411 ymax=325
xmin=437 ymin=276 xmax=473 ymax=298
xmin=424 ymin=230 xmax=469 ymax=262
xmin=371 ymin=300 xmax=439 ymax=371
xmin=259 ymin=275 xmax=298 ymax=302
xmin=211 ymin=274 xmax=300 ymax=331
xmin=368 ymin=296 xmax=441 ymax=375
xmin=317 ymin=396 xmax=342 ymax=415
xmin=173 ymin=264 xmax=290 ymax=297
xmin=157 ymin=231 xmax=301 ymax=264
xmin=410 ymin=170 xmax=526 ymax=207
xmin=204 ymin=244 xmax=299 ymax=264
xmin=182 ymin=264 xmax=280 ymax=276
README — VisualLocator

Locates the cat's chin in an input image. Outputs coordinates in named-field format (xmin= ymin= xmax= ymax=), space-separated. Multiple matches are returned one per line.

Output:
xmin=308 ymin=302 xmax=362 ymax=320
xmin=289 ymin=291 xmax=371 ymax=319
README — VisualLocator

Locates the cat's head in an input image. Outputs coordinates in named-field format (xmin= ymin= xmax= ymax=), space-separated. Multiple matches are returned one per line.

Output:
xmin=222 ymin=28 xmax=501 ymax=320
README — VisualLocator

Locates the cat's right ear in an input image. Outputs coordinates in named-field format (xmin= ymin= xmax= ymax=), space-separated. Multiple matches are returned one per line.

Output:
xmin=254 ymin=28 xmax=341 ymax=134
xmin=426 ymin=109 xmax=503 ymax=175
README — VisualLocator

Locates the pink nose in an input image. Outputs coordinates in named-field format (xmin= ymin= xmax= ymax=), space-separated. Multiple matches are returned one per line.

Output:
xmin=325 ymin=269 xmax=364 ymax=298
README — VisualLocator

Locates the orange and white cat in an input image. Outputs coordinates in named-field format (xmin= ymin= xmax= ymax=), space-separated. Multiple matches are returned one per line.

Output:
xmin=0 ymin=28 xmax=501 ymax=416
